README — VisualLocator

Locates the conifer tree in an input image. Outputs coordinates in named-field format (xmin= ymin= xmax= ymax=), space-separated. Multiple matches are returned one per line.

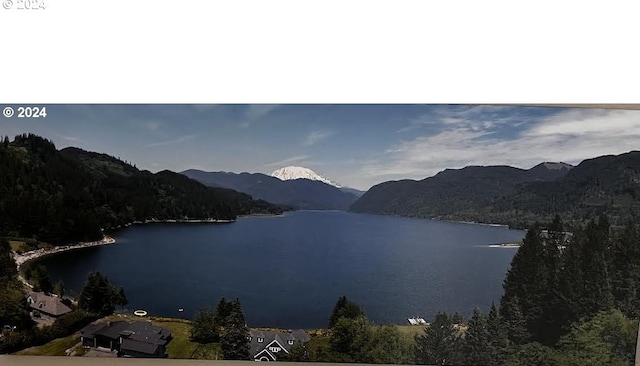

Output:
xmin=463 ymin=308 xmax=491 ymax=366
xmin=220 ymin=299 xmax=250 ymax=360
xmin=328 ymin=295 xmax=365 ymax=328
xmin=500 ymin=224 xmax=545 ymax=343
xmin=415 ymin=312 xmax=463 ymax=365
xmin=486 ymin=302 xmax=508 ymax=366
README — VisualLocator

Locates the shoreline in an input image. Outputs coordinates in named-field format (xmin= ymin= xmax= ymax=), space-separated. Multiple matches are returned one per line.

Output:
xmin=12 ymin=236 xmax=117 ymax=288
xmin=11 ymin=213 xmax=283 ymax=288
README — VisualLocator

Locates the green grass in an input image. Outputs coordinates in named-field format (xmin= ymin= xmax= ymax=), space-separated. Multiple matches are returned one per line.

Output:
xmin=150 ymin=319 xmax=221 ymax=359
xmin=155 ymin=320 xmax=200 ymax=359
xmin=15 ymin=332 xmax=81 ymax=356
xmin=191 ymin=342 xmax=222 ymax=359
xmin=394 ymin=325 xmax=426 ymax=337
xmin=9 ymin=240 xmax=32 ymax=253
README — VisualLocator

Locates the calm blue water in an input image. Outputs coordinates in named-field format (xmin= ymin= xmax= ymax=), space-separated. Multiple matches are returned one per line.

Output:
xmin=38 ymin=210 xmax=524 ymax=329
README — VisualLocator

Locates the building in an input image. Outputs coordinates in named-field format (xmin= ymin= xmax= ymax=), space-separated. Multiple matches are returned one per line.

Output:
xmin=26 ymin=291 xmax=72 ymax=320
xmin=80 ymin=321 xmax=172 ymax=358
xmin=249 ymin=329 xmax=310 ymax=361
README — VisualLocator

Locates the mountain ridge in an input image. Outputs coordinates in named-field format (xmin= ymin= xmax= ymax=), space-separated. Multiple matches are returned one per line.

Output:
xmin=350 ymin=152 xmax=640 ymax=228
xmin=271 ymin=165 xmax=343 ymax=188
xmin=181 ymin=169 xmax=360 ymax=210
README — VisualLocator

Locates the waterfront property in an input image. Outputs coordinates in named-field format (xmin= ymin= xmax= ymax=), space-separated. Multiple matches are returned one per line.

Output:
xmin=80 ymin=321 xmax=172 ymax=358
xmin=249 ymin=329 xmax=310 ymax=361
xmin=26 ymin=292 xmax=72 ymax=323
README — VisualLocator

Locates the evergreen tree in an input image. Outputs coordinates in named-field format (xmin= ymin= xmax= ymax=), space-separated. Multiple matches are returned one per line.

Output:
xmin=53 ymin=280 xmax=65 ymax=298
xmin=116 ymin=286 xmax=128 ymax=311
xmin=77 ymin=271 xmax=119 ymax=316
xmin=415 ymin=312 xmax=463 ymax=365
xmin=463 ymin=308 xmax=492 ymax=366
xmin=214 ymin=297 xmax=234 ymax=326
xmin=330 ymin=315 xmax=370 ymax=359
xmin=220 ymin=299 xmax=249 ymax=360
xmin=538 ymin=215 xmax=567 ymax=345
xmin=501 ymin=295 xmax=530 ymax=345
xmin=580 ymin=217 xmax=614 ymax=315
xmin=609 ymin=222 xmax=640 ymax=318
xmin=32 ymin=264 xmax=53 ymax=294
xmin=328 ymin=295 xmax=365 ymax=328
xmin=486 ymin=302 xmax=509 ymax=366
xmin=191 ymin=307 xmax=218 ymax=343
xmin=500 ymin=225 xmax=546 ymax=344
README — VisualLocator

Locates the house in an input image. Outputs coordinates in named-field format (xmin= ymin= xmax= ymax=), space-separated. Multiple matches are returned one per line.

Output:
xmin=26 ymin=291 xmax=72 ymax=319
xmin=80 ymin=321 xmax=172 ymax=358
xmin=249 ymin=329 xmax=310 ymax=361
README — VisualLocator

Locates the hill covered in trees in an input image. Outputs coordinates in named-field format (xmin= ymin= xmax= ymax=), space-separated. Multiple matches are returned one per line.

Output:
xmin=0 ymin=134 xmax=287 ymax=245
xmin=350 ymin=152 xmax=640 ymax=228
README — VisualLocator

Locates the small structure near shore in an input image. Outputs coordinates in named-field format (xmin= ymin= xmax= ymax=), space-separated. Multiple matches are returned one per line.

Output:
xmin=408 ymin=317 xmax=427 ymax=325
xmin=26 ymin=291 xmax=72 ymax=322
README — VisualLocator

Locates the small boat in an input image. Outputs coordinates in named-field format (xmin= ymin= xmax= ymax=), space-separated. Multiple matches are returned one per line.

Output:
xmin=178 ymin=308 xmax=184 ymax=312
xmin=133 ymin=310 xmax=148 ymax=317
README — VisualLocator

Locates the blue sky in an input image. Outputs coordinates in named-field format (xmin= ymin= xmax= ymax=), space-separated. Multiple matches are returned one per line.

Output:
xmin=2 ymin=104 xmax=640 ymax=190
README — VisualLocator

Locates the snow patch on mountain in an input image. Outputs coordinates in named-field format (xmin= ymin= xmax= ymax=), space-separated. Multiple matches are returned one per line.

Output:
xmin=271 ymin=166 xmax=343 ymax=188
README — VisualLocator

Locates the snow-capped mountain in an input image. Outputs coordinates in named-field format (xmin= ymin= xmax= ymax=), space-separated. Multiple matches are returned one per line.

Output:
xmin=271 ymin=166 xmax=343 ymax=188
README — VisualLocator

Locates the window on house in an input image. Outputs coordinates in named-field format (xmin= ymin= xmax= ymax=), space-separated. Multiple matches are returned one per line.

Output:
xmin=288 ymin=340 xmax=294 ymax=345
xmin=269 ymin=347 xmax=280 ymax=352
xmin=258 ymin=337 xmax=263 ymax=343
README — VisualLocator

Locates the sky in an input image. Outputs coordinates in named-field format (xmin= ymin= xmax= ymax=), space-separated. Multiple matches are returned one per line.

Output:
xmin=1 ymin=104 xmax=640 ymax=190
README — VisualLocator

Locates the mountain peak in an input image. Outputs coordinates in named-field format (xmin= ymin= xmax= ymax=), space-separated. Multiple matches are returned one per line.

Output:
xmin=534 ymin=162 xmax=574 ymax=170
xmin=271 ymin=166 xmax=342 ymax=188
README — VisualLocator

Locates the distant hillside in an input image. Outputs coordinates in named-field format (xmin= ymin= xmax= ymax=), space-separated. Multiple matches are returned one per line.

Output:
xmin=0 ymin=134 xmax=286 ymax=245
xmin=349 ymin=161 xmax=575 ymax=227
xmin=351 ymin=152 xmax=640 ymax=227
xmin=493 ymin=151 xmax=640 ymax=226
xmin=182 ymin=169 xmax=360 ymax=210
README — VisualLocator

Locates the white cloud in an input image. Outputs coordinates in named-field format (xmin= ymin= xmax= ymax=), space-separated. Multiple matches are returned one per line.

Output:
xmin=265 ymin=155 xmax=310 ymax=167
xmin=145 ymin=121 xmax=162 ymax=131
xmin=144 ymin=135 xmax=196 ymax=148
xmin=246 ymin=104 xmax=278 ymax=120
xmin=302 ymin=130 xmax=334 ymax=146
xmin=360 ymin=109 xmax=640 ymax=182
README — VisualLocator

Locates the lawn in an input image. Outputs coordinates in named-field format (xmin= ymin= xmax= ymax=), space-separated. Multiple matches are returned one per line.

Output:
xmin=15 ymin=332 xmax=81 ymax=356
xmin=395 ymin=325 xmax=426 ymax=337
xmin=9 ymin=240 xmax=30 ymax=253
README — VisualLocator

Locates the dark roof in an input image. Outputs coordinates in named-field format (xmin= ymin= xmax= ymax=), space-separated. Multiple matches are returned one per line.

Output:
xmin=121 ymin=338 xmax=160 ymax=355
xmin=93 ymin=321 xmax=131 ymax=339
xmin=249 ymin=330 xmax=309 ymax=357
xmin=80 ymin=323 xmax=108 ymax=338
xmin=80 ymin=321 xmax=171 ymax=345
xmin=26 ymin=292 xmax=72 ymax=317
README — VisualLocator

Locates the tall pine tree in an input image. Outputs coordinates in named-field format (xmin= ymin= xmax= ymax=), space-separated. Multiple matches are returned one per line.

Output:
xmin=463 ymin=308 xmax=491 ymax=366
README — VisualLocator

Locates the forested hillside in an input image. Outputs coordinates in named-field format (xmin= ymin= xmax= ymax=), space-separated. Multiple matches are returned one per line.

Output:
xmin=351 ymin=152 xmax=640 ymax=228
xmin=0 ymin=134 xmax=286 ymax=245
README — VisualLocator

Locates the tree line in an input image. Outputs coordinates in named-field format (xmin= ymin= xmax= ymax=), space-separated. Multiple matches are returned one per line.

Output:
xmin=0 ymin=134 xmax=286 ymax=246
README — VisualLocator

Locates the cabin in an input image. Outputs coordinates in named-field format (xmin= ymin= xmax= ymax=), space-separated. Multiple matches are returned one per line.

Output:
xmin=80 ymin=321 xmax=172 ymax=358
xmin=249 ymin=329 xmax=310 ymax=361
xmin=26 ymin=291 xmax=72 ymax=320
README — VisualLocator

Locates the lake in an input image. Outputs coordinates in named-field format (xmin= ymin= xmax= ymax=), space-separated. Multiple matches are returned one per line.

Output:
xmin=37 ymin=210 xmax=525 ymax=329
